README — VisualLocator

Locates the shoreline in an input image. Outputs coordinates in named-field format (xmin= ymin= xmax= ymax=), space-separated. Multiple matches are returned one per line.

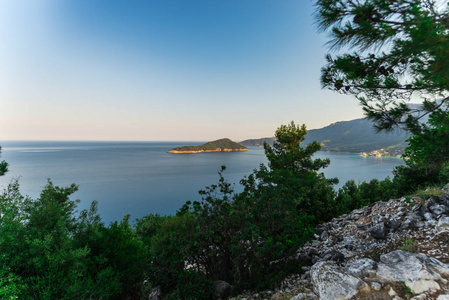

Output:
xmin=168 ymin=148 xmax=249 ymax=154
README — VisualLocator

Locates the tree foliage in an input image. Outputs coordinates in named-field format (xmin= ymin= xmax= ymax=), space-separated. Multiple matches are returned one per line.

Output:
xmin=0 ymin=121 xmax=411 ymax=299
xmin=137 ymin=122 xmax=337 ymax=297
xmin=393 ymin=110 xmax=449 ymax=191
xmin=316 ymin=0 xmax=449 ymax=134
xmin=0 ymin=146 xmax=8 ymax=176
xmin=242 ymin=121 xmax=338 ymax=224
xmin=0 ymin=180 xmax=146 ymax=299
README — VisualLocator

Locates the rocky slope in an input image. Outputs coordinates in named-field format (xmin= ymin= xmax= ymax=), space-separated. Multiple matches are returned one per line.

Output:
xmin=231 ymin=184 xmax=449 ymax=300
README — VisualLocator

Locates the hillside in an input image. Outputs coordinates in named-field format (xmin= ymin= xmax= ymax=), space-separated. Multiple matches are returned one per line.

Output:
xmin=232 ymin=185 xmax=449 ymax=300
xmin=241 ymin=118 xmax=409 ymax=154
xmin=168 ymin=138 xmax=248 ymax=154
xmin=239 ymin=137 xmax=276 ymax=147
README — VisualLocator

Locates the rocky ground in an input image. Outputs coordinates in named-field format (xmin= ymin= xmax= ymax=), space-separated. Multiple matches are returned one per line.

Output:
xmin=230 ymin=184 xmax=449 ymax=300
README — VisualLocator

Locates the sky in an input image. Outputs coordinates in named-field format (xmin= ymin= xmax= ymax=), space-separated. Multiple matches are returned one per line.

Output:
xmin=0 ymin=0 xmax=364 ymax=141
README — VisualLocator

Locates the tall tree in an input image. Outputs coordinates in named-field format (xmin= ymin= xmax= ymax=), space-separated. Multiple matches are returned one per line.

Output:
xmin=315 ymin=0 xmax=449 ymax=134
xmin=243 ymin=121 xmax=338 ymax=223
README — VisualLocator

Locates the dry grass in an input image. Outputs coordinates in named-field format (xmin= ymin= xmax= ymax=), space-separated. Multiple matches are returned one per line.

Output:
xmin=415 ymin=186 xmax=445 ymax=198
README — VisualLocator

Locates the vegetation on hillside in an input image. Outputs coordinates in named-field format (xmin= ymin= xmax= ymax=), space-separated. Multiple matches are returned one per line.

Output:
xmin=241 ymin=118 xmax=408 ymax=153
xmin=239 ymin=137 xmax=276 ymax=147
xmin=0 ymin=122 xmax=421 ymax=299
xmin=169 ymin=138 xmax=247 ymax=153
xmin=316 ymin=0 xmax=449 ymax=193
xmin=1 ymin=0 xmax=448 ymax=298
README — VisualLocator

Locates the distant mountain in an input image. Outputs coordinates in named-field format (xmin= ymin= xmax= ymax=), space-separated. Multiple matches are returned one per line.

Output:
xmin=168 ymin=138 xmax=248 ymax=154
xmin=305 ymin=118 xmax=408 ymax=153
xmin=240 ymin=118 xmax=409 ymax=153
xmin=239 ymin=137 xmax=276 ymax=147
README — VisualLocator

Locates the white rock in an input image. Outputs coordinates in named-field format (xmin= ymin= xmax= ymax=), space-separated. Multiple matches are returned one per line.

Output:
xmin=290 ymin=293 xmax=318 ymax=300
xmin=388 ymin=287 xmax=398 ymax=297
xmin=347 ymin=258 xmax=376 ymax=277
xmin=311 ymin=261 xmax=369 ymax=300
xmin=437 ymin=217 xmax=449 ymax=232
xmin=376 ymin=250 xmax=449 ymax=285
xmin=404 ymin=279 xmax=440 ymax=294
xmin=370 ymin=282 xmax=381 ymax=291
xmin=437 ymin=295 xmax=449 ymax=300
xmin=411 ymin=295 xmax=427 ymax=300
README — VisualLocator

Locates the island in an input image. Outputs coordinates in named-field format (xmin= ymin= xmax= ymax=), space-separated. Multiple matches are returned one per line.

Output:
xmin=168 ymin=138 xmax=248 ymax=154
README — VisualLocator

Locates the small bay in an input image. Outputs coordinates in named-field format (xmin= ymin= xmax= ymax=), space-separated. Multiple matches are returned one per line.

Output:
xmin=0 ymin=141 xmax=404 ymax=224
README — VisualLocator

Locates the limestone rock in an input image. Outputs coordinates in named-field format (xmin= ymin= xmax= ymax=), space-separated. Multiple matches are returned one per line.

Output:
xmin=370 ymin=282 xmax=381 ymax=291
xmin=311 ymin=261 xmax=369 ymax=300
xmin=291 ymin=293 xmax=318 ymax=300
xmin=404 ymin=279 xmax=440 ymax=294
xmin=402 ymin=212 xmax=424 ymax=229
xmin=376 ymin=250 xmax=449 ymax=293
xmin=430 ymin=204 xmax=447 ymax=216
xmin=437 ymin=216 xmax=449 ymax=232
xmin=347 ymin=258 xmax=376 ymax=277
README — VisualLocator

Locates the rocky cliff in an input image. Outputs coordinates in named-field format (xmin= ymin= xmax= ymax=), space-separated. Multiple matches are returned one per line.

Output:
xmin=232 ymin=184 xmax=449 ymax=300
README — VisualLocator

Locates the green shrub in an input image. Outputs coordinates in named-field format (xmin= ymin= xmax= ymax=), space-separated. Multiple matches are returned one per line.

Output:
xmin=335 ymin=178 xmax=400 ymax=215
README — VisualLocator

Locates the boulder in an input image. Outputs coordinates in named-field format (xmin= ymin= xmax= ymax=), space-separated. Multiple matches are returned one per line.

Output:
xmin=424 ymin=212 xmax=435 ymax=221
xmin=320 ymin=230 xmax=329 ymax=240
xmin=440 ymin=194 xmax=449 ymax=207
xmin=347 ymin=258 xmax=376 ymax=277
xmin=311 ymin=261 xmax=369 ymax=300
xmin=437 ymin=217 xmax=449 ymax=232
xmin=385 ymin=220 xmax=402 ymax=230
xmin=402 ymin=212 xmax=424 ymax=229
xmin=405 ymin=279 xmax=440 ymax=294
xmin=368 ymin=223 xmax=387 ymax=239
xmin=321 ymin=249 xmax=345 ymax=262
xmin=213 ymin=280 xmax=231 ymax=300
xmin=370 ymin=282 xmax=381 ymax=291
xmin=376 ymin=250 xmax=449 ymax=293
xmin=412 ymin=204 xmax=429 ymax=218
xmin=429 ymin=204 xmax=447 ymax=216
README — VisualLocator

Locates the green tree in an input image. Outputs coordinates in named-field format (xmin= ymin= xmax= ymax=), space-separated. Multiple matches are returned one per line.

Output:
xmin=0 ymin=146 xmax=8 ymax=176
xmin=141 ymin=123 xmax=327 ymax=297
xmin=244 ymin=121 xmax=338 ymax=224
xmin=393 ymin=111 xmax=449 ymax=190
xmin=0 ymin=180 xmax=147 ymax=299
xmin=315 ymin=0 xmax=449 ymax=134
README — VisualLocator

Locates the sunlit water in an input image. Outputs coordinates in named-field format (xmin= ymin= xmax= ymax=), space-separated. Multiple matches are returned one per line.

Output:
xmin=0 ymin=141 xmax=404 ymax=224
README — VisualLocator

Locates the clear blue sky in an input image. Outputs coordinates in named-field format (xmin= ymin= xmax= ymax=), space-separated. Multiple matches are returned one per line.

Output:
xmin=0 ymin=0 xmax=363 ymax=141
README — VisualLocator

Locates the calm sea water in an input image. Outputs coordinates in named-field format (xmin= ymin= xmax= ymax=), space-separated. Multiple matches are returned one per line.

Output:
xmin=0 ymin=141 xmax=404 ymax=224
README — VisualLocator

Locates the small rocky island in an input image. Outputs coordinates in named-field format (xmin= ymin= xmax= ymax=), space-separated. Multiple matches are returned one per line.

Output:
xmin=168 ymin=138 xmax=248 ymax=154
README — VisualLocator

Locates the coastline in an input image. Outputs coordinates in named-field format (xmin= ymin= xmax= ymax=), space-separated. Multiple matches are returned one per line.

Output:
xmin=168 ymin=148 xmax=249 ymax=154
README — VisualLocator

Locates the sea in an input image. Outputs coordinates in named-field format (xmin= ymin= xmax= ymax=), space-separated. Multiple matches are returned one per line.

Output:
xmin=0 ymin=141 xmax=405 ymax=224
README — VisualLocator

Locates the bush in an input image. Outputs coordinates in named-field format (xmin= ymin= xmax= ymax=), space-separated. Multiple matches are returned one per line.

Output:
xmin=335 ymin=177 xmax=400 ymax=215
xmin=0 ymin=180 xmax=147 ymax=299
